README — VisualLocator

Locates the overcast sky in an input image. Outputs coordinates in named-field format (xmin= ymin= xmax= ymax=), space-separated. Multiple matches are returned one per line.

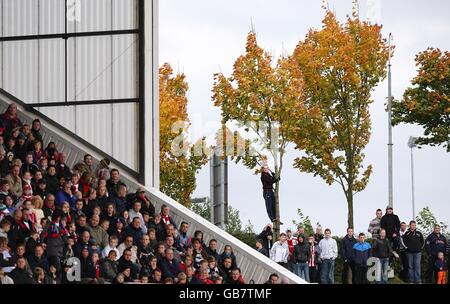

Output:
xmin=159 ymin=0 xmax=450 ymax=236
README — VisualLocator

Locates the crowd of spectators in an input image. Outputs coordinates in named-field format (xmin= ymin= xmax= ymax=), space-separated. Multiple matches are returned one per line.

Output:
xmin=0 ymin=103 xmax=249 ymax=284
xmin=257 ymin=207 xmax=449 ymax=284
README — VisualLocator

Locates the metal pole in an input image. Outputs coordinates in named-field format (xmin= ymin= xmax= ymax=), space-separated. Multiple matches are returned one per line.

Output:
xmin=387 ymin=33 xmax=394 ymax=208
xmin=410 ymin=146 xmax=416 ymax=220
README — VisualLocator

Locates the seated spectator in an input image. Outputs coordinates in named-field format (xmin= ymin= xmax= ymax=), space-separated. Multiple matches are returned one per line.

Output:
xmin=31 ymin=141 xmax=44 ymax=165
xmin=198 ymin=268 xmax=213 ymax=284
xmin=220 ymin=245 xmax=237 ymax=268
xmin=220 ymin=257 xmax=233 ymax=282
xmin=44 ymin=142 xmax=59 ymax=163
xmin=45 ymin=166 xmax=59 ymax=195
xmin=55 ymin=182 xmax=76 ymax=208
xmin=5 ymin=165 xmax=23 ymax=197
xmin=112 ymin=184 xmax=127 ymax=214
xmin=102 ymin=235 xmax=120 ymax=260
xmin=30 ymin=119 xmax=43 ymax=147
xmin=137 ymin=234 xmax=154 ymax=266
xmin=192 ymin=239 xmax=208 ymax=269
xmin=160 ymin=204 xmax=176 ymax=228
xmin=14 ymin=134 xmax=28 ymax=163
xmin=21 ymin=153 xmax=39 ymax=177
xmin=117 ymin=235 xmax=138 ymax=263
xmin=1 ymin=104 xmax=22 ymax=135
xmin=205 ymin=239 xmax=220 ymax=263
xmin=107 ymin=169 xmax=126 ymax=198
xmin=74 ymin=230 xmax=94 ymax=258
xmin=125 ymin=217 xmax=144 ymax=246
xmin=207 ymin=256 xmax=224 ymax=281
xmin=117 ymin=248 xmax=140 ymax=280
xmin=226 ymin=267 xmax=245 ymax=284
xmin=159 ymin=248 xmax=181 ymax=280
xmin=185 ymin=265 xmax=201 ymax=284
xmin=165 ymin=236 xmax=182 ymax=261
xmin=101 ymin=250 xmax=119 ymax=283
xmin=55 ymin=152 xmax=71 ymax=180
xmin=34 ymin=179 xmax=48 ymax=201
xmin=27 ymin=244 xmax=49 ymax=272
xmin=42 ymin=211 xmax=68 ymax=261
xmin=87 ymin=215 xmax=109 ymax=251
xmin=128 ymin=201 xmax=147 ymax=234
xmin=148 ymin=214 xmax=165 ymax=242
xmin=0 ymin=267 xmax=14 ymax=284
xmin=150 ymin=268 xmax=163 ymax=284
xmin=31 ymin=196 xmax=45 ymax=230
xmin=9 ymin=257 xmax=33 ymax=284
xmin=97 ymin=159 xmax=110 ymax=181
xmin=265 ymin=273 xmax=280 ymax=284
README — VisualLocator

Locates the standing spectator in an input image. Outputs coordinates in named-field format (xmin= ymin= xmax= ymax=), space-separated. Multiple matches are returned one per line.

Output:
xmin=424 ymin=224 xmax=447 ymax=283
xmin=403 ymin=220 xmax=424 ymax=283
xmin=125 ymin=217 xmax=145 ymax=246
xmin=21 ymin=153 xmax=39 ymax=177
xmin=31 ymin=141 xmax=44 ymax=165
xmin=286 ymin=229 xmax=297 ymax=272
xmin=340 ymin=227 xmax=356 ymax=284
xmin=434 ymin=252 xmax=447 ymax=284
xmin=160 ymin=205 xmax=176 ymax=228
xmin=270 ymin=233 xmax=289 ymax=268
xmin=293 ymin=235 xmax=310 ymax=282
xmin=101 ymin=250 xmax=119 ymax=283
xmin=55 ymin=152 xmax=71 ymax=180
xmin=259 ymin=224 xmax=273 ymax=257
xmin=260 ymin=165 xmax=279 ymax=223
xmin=44 ymin=142 xmax=59 ymax=162
xmin=318 ymin=228 xmax=338 ymax=284
xmin=380 ymin=206 xmax=401 ymax=249
xmin=307 ymin=234 xmax=320 ymax=283
xmin=255 ymin=239 xmax=268 ymax=257
xmin=368 ymin=209 xmax=383 ymax=239
xmin=398 ymin=221 xmax=409 ymax=282
xmin=97 ymin=158 xmax=110 ymax=181
xmin=42 ymin=211 xmax=68 ymax=262
xmin=314 ymin=225 xmax=324 ymax=243
xmin=133 ymin=186 xmax=155 ymax=218
xmin=227 ymin=268 xmax=245 ymax=284
xmin=372 ymin=228 xmax=392 ymax=284
xmin=352 ymin=233 xmax=371 ymax=284
xmin=27 ymin=244 xmax=49 ymax=272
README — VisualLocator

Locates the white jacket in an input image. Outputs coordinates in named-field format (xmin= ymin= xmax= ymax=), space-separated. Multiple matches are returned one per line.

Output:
xmin=270 ymin=241 xmax=289 ymax=263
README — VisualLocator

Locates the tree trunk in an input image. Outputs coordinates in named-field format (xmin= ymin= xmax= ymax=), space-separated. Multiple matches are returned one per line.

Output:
xmin=346 ymin=188 xmax=354 ymax=229
xmin=274 ymin=180 xmax=281 ymax=239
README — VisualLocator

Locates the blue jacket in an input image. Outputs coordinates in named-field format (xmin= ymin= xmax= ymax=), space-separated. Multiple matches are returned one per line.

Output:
xmin=55 ymin=190 xmax=76 ymax=209
xmin=159 ymin=258 xmax=181 ymax=279
xmin=352 ymin=242 xmax=372 ymax=266
xmin=341 ymin=235 xmax=357 ymax=261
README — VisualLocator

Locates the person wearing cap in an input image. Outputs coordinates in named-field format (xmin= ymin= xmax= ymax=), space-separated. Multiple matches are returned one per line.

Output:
xmin=133 ymin=186 xmax=155 ymax=218
xmin=380 ymin=206 xmax=401 ymax=251
xmin=260 ymin=165 xmax=279 ymax=223
xmin=34 ymin=179 xmax=48 ymax=201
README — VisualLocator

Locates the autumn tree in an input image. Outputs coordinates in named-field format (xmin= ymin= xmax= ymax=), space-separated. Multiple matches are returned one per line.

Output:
xmin=289 ymin=11 xmax=390 ymax=228
xmin=212 ymin=32 xmax=309 ymax=237
xmin=159 ymin=63 xmax=208 ymax=206
xmin=392 ymin=48 xmax=450 ymax=151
